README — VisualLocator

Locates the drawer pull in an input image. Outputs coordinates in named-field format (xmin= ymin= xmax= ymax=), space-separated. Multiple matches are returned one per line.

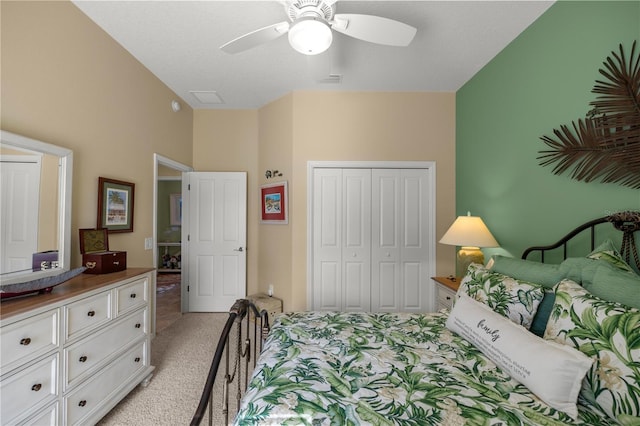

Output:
xmin=135 ymin=323 xmax=141 ymax=329
xmin=134 ymin=357 xmax=141 ymax=363
xmin=113 ymin=261 xmax=120 ymax=265
xmin=446 ymin=296 xmax=452 ymax=300
xmin=20 ymin=337 xmax=32 ymax=346
xmin=79 ymin=355 xmax=88 ymax=363
xmin=78 ymin=400 xmax=87 ymax=407
xmin=87 ymin=310 xmax=96 ymax=317
xmin=31 ymin=383 xmax=42 ymax=392
xmin=130 ymin=293 xmax=137 ymax=299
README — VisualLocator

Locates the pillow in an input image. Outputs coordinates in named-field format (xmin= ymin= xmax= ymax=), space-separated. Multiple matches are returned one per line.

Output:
xmin=446 ymin=294 xmax=593 ymax=419
xmin=558 ymin=257 xmax=597 ymax=284
xmin=544 ymin=279 xmax=640 ymax=423
xmin=588 ymin=239 xmax=636 ymax=274
xmin=529 ymin=290 xmax=556 ymax=338
xmin=489 ymin=255 xmax=564 ymax=289
xmin=488 ymin=255 xmax=563 ymax=336
xmin=456 ymin=263 xmax=545 ymax=329
xmin=583 ymin=261 xmax=640 ymax=310
xmin=559 ymin=257 xmax=640 ymax=310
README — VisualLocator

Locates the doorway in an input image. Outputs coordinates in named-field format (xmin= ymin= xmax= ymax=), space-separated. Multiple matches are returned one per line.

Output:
xmin=153 ymin=154 xmax=192 ymax=334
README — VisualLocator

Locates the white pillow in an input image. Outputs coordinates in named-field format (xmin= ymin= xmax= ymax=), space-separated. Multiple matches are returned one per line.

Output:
xmin=446 ymin=294 xmax=593 ymax=419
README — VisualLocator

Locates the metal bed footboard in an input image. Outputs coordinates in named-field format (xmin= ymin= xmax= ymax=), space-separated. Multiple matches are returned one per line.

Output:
xmin=190 ymin=299 xmax=270 ymax=426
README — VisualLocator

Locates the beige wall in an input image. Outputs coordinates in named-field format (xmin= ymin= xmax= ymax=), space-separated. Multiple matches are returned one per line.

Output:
xmin=4 ymin=1 xmax=456 ymax=312
xmin=257 ymin=95 xmax=294 ymax=305
xmin=2 ymin=1 xmax=194 ymax=269
xmin=287 ymin=92 xmax=456 ymax=311
xmin=192 ymin=110 xmax=260 ymax=295
xmin=193 ymin=92 xmax=456 ymax=311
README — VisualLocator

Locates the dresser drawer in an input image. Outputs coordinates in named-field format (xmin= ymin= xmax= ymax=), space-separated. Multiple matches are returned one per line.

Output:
xmin=1 ymin=309 xmax=59 ymax=373
xmin=64 ymin=309 xmax=147 ymax=389
xmin=65 ymin=291 xmax=112 ymax=342
xmin=64 ymin=341 xmax=147 ymax=425
xmin=1 ymin=354 xmax=58 ymax=425
xmin=18 ymin=402 xmax=58 ymax=426
xmin=115 ymin=276 xmax=148 ymax=316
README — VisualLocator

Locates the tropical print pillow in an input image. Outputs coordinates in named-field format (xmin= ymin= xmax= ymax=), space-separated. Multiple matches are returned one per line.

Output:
xmin=587 ymin=239 xmax=637 ymax=274
xmin=544 ymin=279 xmax=640 ymax=424
xmin=456 ymin=263 xmax=545 ymax=329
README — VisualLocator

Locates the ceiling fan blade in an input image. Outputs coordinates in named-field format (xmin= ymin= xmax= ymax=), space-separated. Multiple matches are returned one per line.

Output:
xmin=220 ymin=21 xmax=290 ymax=54
xmin=332 ymin=14 xmax=416 ymax=47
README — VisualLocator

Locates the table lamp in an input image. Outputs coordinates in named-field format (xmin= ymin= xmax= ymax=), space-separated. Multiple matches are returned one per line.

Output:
xmin=440 ymin=212 xmax=499 ymax=276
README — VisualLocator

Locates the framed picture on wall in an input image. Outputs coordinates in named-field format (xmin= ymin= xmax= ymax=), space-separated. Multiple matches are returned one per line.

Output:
xmin=97 ymin=177 xmax=135 ymax=233
xmin=169 ymin=193 xmax=182 ymax=226
xmin=260 ymin=181 xmax=288 ymax=224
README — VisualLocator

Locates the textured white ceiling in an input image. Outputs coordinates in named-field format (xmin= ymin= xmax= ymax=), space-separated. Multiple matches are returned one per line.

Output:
xmin=72 ymin=1 xmax=554 ymax=110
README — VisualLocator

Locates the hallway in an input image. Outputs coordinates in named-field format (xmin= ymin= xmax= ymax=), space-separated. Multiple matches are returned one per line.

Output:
xmin=156 ymin=272 xmax=181 ymax=333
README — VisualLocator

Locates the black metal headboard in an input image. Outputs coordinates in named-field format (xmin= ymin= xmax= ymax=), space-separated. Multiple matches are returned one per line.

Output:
xmin=521 ymin=211 xmax=640 ymax=269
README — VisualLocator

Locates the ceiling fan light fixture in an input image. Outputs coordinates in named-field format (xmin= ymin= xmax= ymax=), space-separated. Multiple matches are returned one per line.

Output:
xmin=288 ymin=16 xmax=332 ymax=55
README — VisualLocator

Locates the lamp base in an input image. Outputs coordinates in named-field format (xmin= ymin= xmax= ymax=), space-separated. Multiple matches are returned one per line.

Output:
xmin=457 ymin=246 xmax=484 ymax=276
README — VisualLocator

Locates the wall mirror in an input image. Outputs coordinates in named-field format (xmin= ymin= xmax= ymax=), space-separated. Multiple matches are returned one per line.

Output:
xmin=0 ymin=130 xmax=73 ymax=286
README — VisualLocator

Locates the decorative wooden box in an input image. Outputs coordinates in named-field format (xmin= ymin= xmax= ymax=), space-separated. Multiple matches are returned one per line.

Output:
xmin=79 ymin=228 xmax=127 ymax=274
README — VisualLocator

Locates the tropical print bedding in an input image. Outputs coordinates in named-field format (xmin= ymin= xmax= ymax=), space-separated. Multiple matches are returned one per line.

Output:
xmin=233 ymin=311 xmax=611 ymax=425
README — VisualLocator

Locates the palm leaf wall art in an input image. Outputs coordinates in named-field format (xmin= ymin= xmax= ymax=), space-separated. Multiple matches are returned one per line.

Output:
xmin=538 ymin=41 xmax=640 ymax=189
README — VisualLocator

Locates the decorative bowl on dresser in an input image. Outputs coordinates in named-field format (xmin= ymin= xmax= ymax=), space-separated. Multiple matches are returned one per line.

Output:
xmin=0 ymin=268 xmax=155 ymax=425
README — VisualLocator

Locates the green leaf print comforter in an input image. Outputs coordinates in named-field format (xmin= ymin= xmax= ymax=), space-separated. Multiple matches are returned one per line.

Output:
xmin=233 ymin=311 xmax=611 ymax=425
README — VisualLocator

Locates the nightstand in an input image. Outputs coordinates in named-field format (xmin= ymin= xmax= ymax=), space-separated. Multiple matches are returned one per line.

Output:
xmin=246 ymin=293 xmax=283 ymax=323
xmin=432 ymin=276 xmax=460 ymax=311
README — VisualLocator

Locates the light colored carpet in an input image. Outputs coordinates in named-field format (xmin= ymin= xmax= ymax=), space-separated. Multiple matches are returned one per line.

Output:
xmin=98 ymin=312 xmax=247 ymax=426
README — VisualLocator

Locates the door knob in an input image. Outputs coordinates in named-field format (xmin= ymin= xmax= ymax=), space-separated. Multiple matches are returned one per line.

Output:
xmin=233 ymin=247 xmax=243 ymax=252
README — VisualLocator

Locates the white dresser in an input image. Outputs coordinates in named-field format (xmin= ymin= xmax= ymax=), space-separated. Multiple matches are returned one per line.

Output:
xmin=0 ymin=268 xmax=155 ymax=425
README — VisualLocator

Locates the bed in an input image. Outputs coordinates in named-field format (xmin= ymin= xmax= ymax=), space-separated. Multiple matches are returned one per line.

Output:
xmin=192 ymin=211 xmax=640 ymax=426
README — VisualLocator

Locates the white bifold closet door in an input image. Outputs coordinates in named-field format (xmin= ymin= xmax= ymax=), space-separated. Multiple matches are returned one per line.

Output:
xmin=312 ymin=168 xmax=432 ymax=312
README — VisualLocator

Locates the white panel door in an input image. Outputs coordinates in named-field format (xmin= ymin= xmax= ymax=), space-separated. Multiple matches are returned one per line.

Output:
xmin=312 ymin=169 xmax=342 ymax=310
xmin=342 ymin=169 xmax=371 ymax=311
xmin=310 ymin=163 xmax=435 ymax=313
xmin=313 ymin=169 xmax=371 ymax=311
xmin=371 ymin=169 xmax=431 ymax=312
xmin=185 ymin=172 xmax=246 ymax=312
xmin=0 ymin=157 xmax=40 ymax=275
xmin=371 ymin=169 xmax=401 ymax=311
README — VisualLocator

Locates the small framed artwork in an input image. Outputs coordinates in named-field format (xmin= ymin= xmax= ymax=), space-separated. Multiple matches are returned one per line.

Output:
xmin=97 ymin=177 xmax=135 ymax=233
xmin=260 ymin=181 xmax=288 ymax=224
xmin=169 ymin=193 xmax=182 ymax=226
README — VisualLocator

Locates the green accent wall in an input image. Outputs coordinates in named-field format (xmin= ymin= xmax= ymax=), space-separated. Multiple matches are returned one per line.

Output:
xmin=456 ymin=1 xmax=640 ymax=262
xmin=157 ymin=180 xmax=182 ymax=242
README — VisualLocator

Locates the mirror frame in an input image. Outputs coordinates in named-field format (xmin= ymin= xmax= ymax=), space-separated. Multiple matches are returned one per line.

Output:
xmin=0 ymin=130 xmax=73 ymax=285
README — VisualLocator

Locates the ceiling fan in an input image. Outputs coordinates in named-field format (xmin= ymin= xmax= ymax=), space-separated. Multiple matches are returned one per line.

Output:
xmin=220 ymin=0 xmax=417 ymax=56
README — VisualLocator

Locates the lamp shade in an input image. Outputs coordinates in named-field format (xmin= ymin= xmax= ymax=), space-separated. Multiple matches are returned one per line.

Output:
xmin=288 ymin=17 xmax=332 ymax=55
xmin=439 ymin=213 xmax=498 ymax=248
